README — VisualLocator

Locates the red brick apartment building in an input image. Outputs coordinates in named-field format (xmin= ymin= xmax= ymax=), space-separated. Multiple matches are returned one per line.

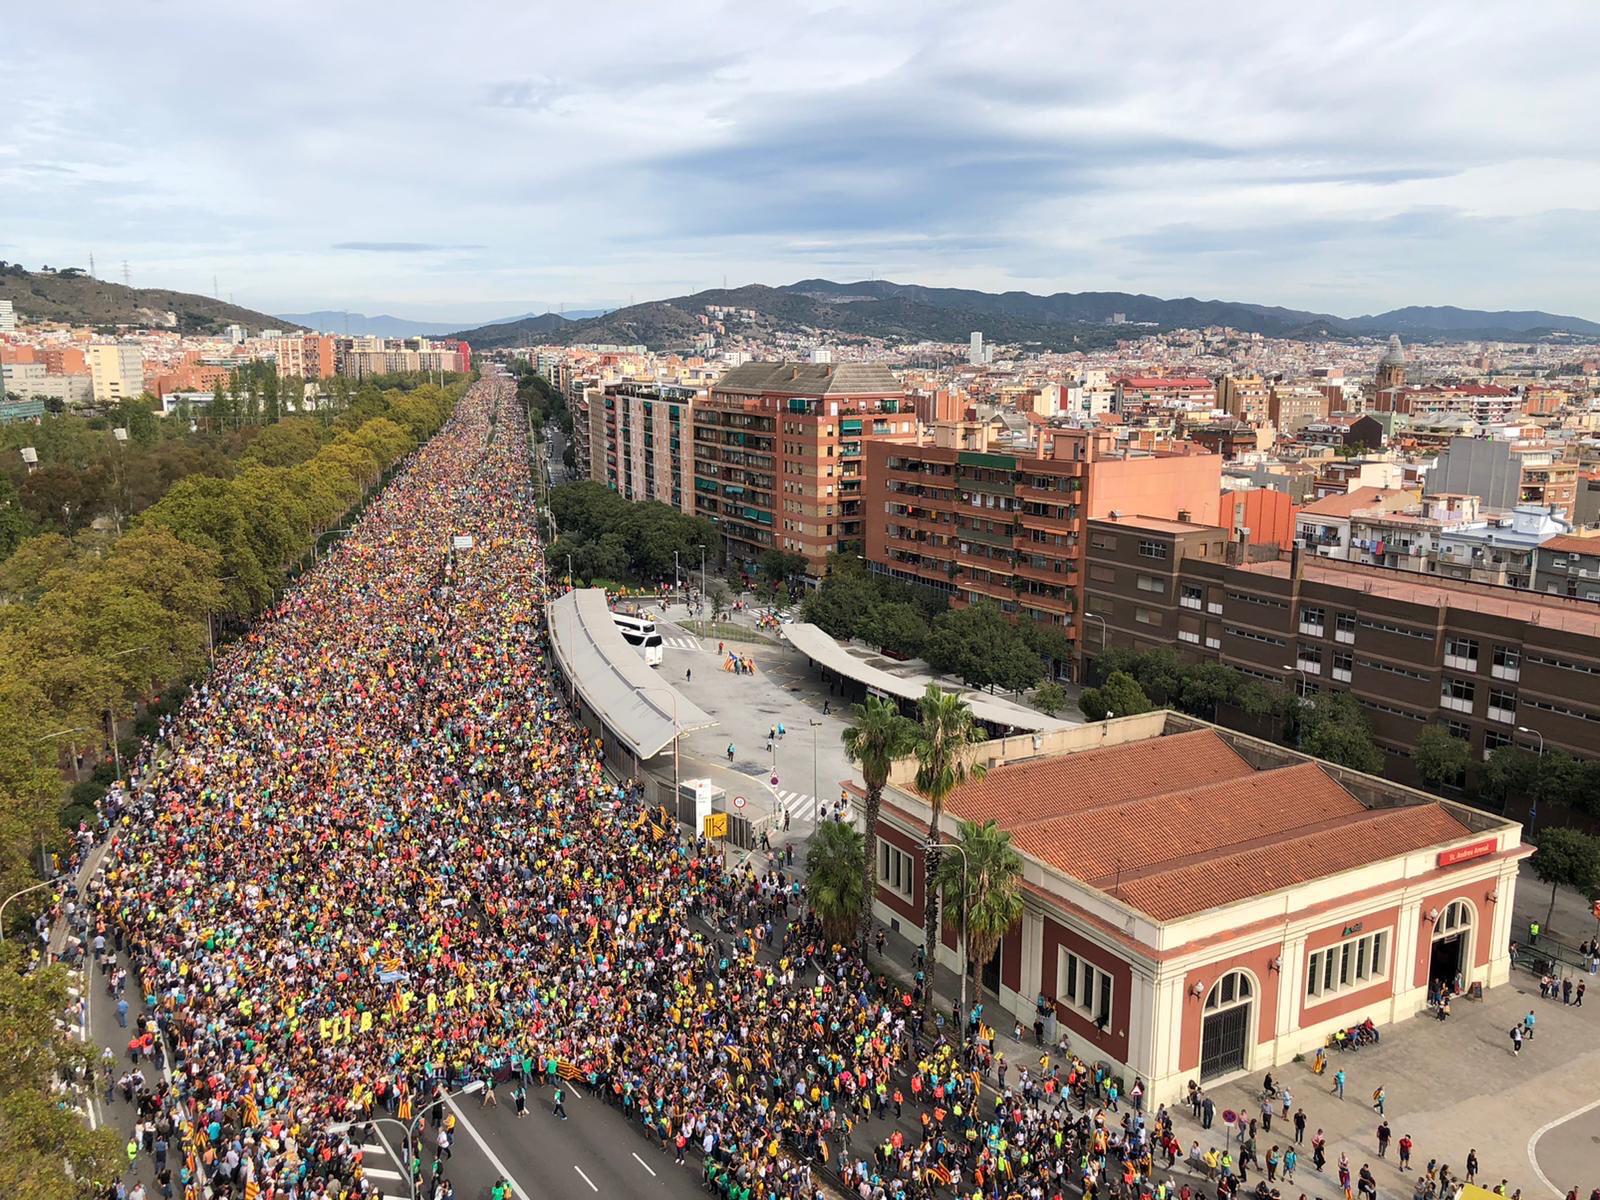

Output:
xmin=1083 ymin=515 xmax=1600 ymax=770
xmin=692 ymin=362 xmax=915 ymax=579
xmin=865 ymin=713 xmax=1525 ymax=1101
xmin=864 ymin=420 xmax=1222 ymax=678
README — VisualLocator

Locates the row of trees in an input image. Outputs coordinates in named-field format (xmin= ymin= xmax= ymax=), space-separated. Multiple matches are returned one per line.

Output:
xmin=807 ymin=685 xmax=1024 ymax=1030
xmin=800 ymin=557 xmax=1072 ymax=693
xmin=0 ymin=378 xmax=464 ymax=918
xmin=1082 ymin=647 xmax=1388 ymax=773
xmin=546 ymin=480 xmax=720 ymax=589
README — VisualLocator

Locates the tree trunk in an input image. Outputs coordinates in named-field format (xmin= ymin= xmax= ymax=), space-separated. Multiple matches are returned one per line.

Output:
xmin=1548 ymin=879 xmax=1558 ymax=932
xmin=922 ymin=807 xmax=943 ymax=1031
xmin=859 ymin=781 xmax=883 ymax=948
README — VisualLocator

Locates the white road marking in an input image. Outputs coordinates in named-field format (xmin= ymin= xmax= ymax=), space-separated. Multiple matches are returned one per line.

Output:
xmin=632 ymin=1151 xmax=658 ymax=1177
xmin=444 ymin=1096 xmax=533 ymax=1200
xmin=574 ymin=1165 xmax=599 ymax=1192
xmin=362 ymin=1168 xmax=404 ymax=1181
xmin=1527 ymin=1095 xmax=1600 ymax=1198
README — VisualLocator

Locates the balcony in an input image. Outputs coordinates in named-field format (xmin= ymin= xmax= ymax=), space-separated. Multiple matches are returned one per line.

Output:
xmin=954 ymin=572 xmax=1017 ymax=605
xmin=1013 ymin=557 xmax=1072 ymax=587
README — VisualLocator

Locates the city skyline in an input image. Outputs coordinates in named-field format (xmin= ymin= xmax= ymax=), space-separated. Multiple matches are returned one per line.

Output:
xmin=4 ymin=2 xmax=1598 ymax=320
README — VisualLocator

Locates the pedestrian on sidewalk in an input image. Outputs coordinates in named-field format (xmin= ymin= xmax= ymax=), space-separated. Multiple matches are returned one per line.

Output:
xmin=1293 ymin=1107 xmax=1307 ymax=1144
xmin=1377 ymin=1121 xmax=1391 ymax=1158
xmin=553 ymin=1084 xmax=568 ymax=1120
xmin=1332 ymin=1068 xmax=1346 ymax=1099
xmin=1398 ymin=1134 xmax=1412 ymax=1172
xmin=1510 ymin=1024 xmax=1524 ymax=1055
xmin=1372 ymin=1084 xmax=1386 ymax=1115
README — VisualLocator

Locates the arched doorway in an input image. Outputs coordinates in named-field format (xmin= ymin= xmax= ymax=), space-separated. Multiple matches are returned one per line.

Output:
xmin=1429 ymin=900 xmax=1473 ymax=987
xmin=1200 ymin=970 xmax=1254 ymax=1081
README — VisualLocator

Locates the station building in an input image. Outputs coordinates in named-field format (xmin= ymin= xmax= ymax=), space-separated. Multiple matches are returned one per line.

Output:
xmin=862 ymin=711 xmax=1528 ymax=1100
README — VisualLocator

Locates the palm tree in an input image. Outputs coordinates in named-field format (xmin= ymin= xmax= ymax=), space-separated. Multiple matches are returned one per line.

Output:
xmin=842 ymin=695 xmax=918 ymax=945
xmin=913 ymin=683 xmax=987 ymax=1026
xmin=805 ymin=820 xmax=866 ymax=944
xmin=934 ymin=819 xmax=1025 ymax=1014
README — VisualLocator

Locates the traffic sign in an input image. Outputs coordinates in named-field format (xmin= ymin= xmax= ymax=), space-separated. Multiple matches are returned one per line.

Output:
xmin=770 ymin=774 xmax=779 ymax=786
xmin=703 ymin=813 xmax=729 ymax=839
xmin=733 ymin=796 xmax=747 ymax=810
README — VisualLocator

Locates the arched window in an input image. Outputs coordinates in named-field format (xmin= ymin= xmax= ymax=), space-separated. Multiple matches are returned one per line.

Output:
xmin=1435 ymin=900 xmax=1472 ymax=936
xmin=1204 ymin=970 xmax=1254 ymax=1012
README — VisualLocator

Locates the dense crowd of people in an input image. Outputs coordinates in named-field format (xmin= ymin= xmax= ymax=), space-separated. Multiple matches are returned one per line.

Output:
xmin=83 ymin=376 xmax=1583 ymax=1200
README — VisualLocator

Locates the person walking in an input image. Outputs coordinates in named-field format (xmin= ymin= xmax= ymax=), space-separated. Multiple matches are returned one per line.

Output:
xmin=553 ymin=1083 xmax=568 ymax=1120
xmin=1293 ymin=1108 xmax=1307 ymax=1144
xmin=1283 ymin=1146 xmax=1297 ymax=1183
xmin=1311 ymin=1130 xmax=1327 ymax=1172
xmin=1524 ymin=1010 xmax=1537 ymax=1040
xmin=1398 ymin=1134 xmax=1413 ymax=1172
xmin=1332 ymin=1068 xmax=1346 ymax=1099
xmin=1372 ymin=1085 xmax=1386 ymax=1115
xmin=1466 ymin=1149 xmax=1479 ymax=1183
xmin=1377 ymin=1121 xmax=1392 ymax=1158
xmin=1510 ymin=1024 xmax=1524 ymax=1055
xmin=512 ymin=1083 xmax=526 ymax=1117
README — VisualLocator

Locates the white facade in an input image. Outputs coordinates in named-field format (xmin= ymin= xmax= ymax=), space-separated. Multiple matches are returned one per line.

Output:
xmin=0 ymin=299 xmax=15 ymax=332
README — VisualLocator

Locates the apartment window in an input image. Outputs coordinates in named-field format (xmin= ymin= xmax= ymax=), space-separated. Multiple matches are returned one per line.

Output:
xmin=1138 ymin=539 xmax=1168 ymax=560
xmin=1444 ymin=637 xmax=1479 ymax=671
xmin=1441 ymin=678 xmax=1476 ymax=714
xmin=1205 ymin=634 xmax=1222 ymax=649
xmin=1136 ymin=573 xmax=1166 ymax=594
xmin=1057 ymin=949 xmax=1114 ymax=1029
xmin=1335 ymin=612 xmax=1357 ymax=644
xmin=1135 ymin=606 xmax=1161 ymax=626
xmin=1297 ymin=646 xmax=1323 ymax=675
xmin=1306 ymin=929 xmax=1390 ymax=1002
xmin=878 ymin=841 xmax=914 ymax=900
xmin=1446 ymin=720 xmax=1471 ymax=741
xmin=1483 ymin=730 xmax=1513 ymax=760
xmin=1091 ymin=533 xmax=1118 ymax=551
xmin=1179 ymin=629 xmax=1201 ymax=644
xmin=1180 ymin=584 xmax=1203 ymax=610
xmin=1300 ymin=606 xmax=1326 ymax=637
xmin=1492 ymin=646 xmax=1521 ymax=681
xmin=1360 ymin=617 xmax=1431 ymax=640
xmin=1332 ymin=651 xmax=1354 ymax=682
xmin=1227 ymin=626 xmax=1286 ymax=647
xmin=1488 ymin=688 xmax=1518 ymax=724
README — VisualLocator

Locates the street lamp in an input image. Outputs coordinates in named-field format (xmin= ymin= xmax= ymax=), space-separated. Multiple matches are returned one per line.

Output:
xmin=1517 ymin=726 xmax=1545 ymax=832
xmin=1081 ymin=612 xmax=1107 ymax=683
xmin=33 ymin=726 xmax=99 ymax=784
xmin=674 ymin=550 xmax=680 ymax=598
xmin=640 ymin=685 xmax=683 ymax=815
xmin=927 ymin=837 xmax=972 ymax=1044
xmin=809 ymin=719 xmax=822 ymax=823
xmin=566 ymin=554 xmax=574 ymax=590
xmin=0 ymin=879 xmax=56 ymax=942
xmin=329 ymin=1080 xmax=483 ymax=1200
xmin=698 ymin=544 xmax=707 ymax=610
xmin=1281 ymin=662 xmax=1309 ymax=700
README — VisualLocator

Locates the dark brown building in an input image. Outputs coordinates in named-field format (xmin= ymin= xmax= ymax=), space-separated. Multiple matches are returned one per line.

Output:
xmin=1084 ymin=514 xmax=1600 ymax=771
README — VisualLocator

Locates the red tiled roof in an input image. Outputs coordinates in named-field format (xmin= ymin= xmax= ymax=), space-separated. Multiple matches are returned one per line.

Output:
xmin=916 ymin=729 xmax=1484 ymax=922
xmin=1538 ymin=533 xmax=1600 ymax=556
xmin=944 ymin=729 xmax=1252 ymax=827
xmin=1117 ymin=377 xmax=1214 ymax=390
xmin=1298 ymin=486 xmax=1414 ymax=519
xmin=1011 ymin=762 xmax=1364 ymax=889
xmin=1115 ymin=804 xmax=1472 ymax=919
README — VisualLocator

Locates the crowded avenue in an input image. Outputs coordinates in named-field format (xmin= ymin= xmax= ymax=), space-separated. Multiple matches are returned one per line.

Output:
xmin=74 ymin=374 xmax=1559 ymax=1200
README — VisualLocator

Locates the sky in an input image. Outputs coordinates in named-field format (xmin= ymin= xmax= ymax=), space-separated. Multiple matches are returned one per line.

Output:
xmin=4 ymin=1 xmax=1598 ymax=323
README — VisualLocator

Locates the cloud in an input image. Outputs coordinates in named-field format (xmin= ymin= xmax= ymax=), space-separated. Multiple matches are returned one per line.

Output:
xmin=2 ymin=0 xmax=1598 ymax=317
xmin=331 ymin=242 xmax=485 ymax=253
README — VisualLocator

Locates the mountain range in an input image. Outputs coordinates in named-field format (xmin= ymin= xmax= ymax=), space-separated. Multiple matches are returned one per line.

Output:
xmin=0 ymin=263 xmax=295 ymax=335
xmin=276 ymin=308 xmax=610 ymax=338
xmin=449 ymin=279 xmax=1600 ymax=351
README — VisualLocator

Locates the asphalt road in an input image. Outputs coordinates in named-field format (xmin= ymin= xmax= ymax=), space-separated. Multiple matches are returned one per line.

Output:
xmin=82 ymin=938 xmax=705 ymax=1200
xmin=1531 ymin=1098 xmax=1600 ymax=1198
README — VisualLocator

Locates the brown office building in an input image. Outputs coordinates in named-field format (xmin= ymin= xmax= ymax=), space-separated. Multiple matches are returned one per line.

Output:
xmin=693 ymin=362 xmax=914 ymax=579
xmin=1083 ymin=514 xmax=1600 ymax=771
xmin=865 ymin=421 xmax=1222 ymax=678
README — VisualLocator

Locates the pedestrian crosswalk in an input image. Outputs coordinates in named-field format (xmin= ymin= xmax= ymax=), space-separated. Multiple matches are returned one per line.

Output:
xmin=774 ymin=789 xmax=829 ymax=824
xmin=358 ymin=1139 xmax=407 ymax=1194
xmin=662 ymin=635 xmax=703 ymax=652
